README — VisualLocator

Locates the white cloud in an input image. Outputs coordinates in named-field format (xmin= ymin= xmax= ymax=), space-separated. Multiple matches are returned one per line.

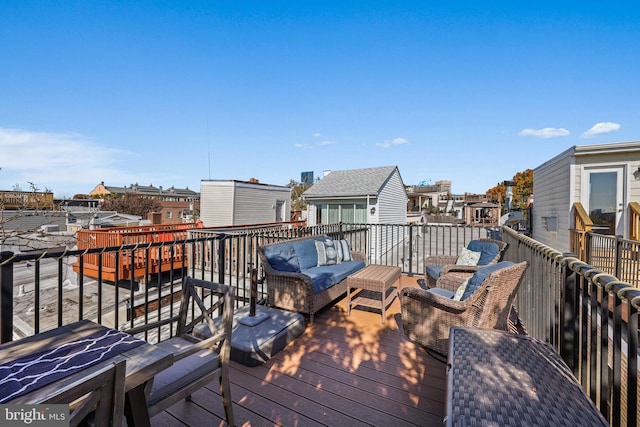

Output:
xmin=377 ymin=137 xmax=409 ymax=148
xmin=313 ymin=133 xmax=321 ymax=137
xmin=295 ymin=140 xmax=334 ymax=148
xmin=581 ymin=122 xmax=621 ymax=138
xmin=518 ymin=128 xmax=570 ymax=139
xmin=0 ymin=127 xmax=138 ymax=196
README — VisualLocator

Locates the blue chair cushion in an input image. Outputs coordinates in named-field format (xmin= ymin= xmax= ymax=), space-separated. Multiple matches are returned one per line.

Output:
xmin=467 ymin=240 xmax=500 ymax=265
xmin=427 ymin=288 xmax=455 ymax=299
xmin=426 ymin=265 xmax=443 ymax=281
xmin=293 ymin=239 xmax=322 ymax=271
xmin=461 ymin=261 xmax=514 ymax=300
xmin=263 ymin=242 xmax=300 ymax=272
xmin=303 ymin=261 xmax=365 ymax=294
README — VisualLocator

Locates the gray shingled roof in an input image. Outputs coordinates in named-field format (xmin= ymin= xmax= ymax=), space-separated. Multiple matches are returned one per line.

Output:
xmin=303 ymin=166 xmax=398 ymax=198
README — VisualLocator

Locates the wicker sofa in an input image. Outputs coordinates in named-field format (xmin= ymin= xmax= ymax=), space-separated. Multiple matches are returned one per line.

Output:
xmin=258 ymin=235 xmax=366 ymax=323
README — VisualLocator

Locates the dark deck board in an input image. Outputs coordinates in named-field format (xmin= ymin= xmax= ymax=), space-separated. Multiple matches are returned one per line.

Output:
xmin=154 ymin=275 xmax=446 ymax=426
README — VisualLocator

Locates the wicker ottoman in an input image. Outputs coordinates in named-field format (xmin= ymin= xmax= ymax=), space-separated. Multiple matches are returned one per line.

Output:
xmin=346 ymin=264 xmax=401 ymax=324
xmin=446 ymin=327 xmax=608 ymax=426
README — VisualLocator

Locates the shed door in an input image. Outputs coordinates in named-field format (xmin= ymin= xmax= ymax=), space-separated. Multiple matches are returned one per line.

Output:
xmin=275 ymin=200 xmax=285 ymax=222
xmin=581 ymin=166 xmax=625 ymax=235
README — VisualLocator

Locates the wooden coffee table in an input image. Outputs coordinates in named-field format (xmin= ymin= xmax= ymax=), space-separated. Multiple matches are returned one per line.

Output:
xmin=346 ymin=264 xmax=401 ymax=323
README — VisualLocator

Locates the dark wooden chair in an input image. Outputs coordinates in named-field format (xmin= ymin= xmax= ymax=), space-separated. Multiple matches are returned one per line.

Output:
xmin=9 ymin=358 xmax=127 ymax=427
xmin=128 ymin=277 xmax=235 ymax=426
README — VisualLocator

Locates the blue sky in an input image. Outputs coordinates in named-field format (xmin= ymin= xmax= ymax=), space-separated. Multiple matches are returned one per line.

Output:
xmin=1 ymin=1 xmax=639 ymax=198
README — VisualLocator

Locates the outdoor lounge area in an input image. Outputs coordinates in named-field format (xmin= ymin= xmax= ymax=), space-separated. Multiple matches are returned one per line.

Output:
xmin=1 ymin=222 xmax=638 ymax=426
xmin=151 ymin=280 xmax=447 ymax=426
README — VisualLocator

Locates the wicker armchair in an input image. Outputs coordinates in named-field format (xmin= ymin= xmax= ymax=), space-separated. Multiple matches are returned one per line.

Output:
xmin=402 ymin=261 xmax=528 ymax=358
xmin=424 ymin=238 xmax=508 ymax=288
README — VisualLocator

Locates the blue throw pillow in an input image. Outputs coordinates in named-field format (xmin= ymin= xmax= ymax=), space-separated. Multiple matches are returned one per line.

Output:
xmin=293 ymin=238 xmax=322 ymax=271
xmin=263 ymin=243 xmax=300 ymax=272
xmin=467 ymin=240 xmax=500 ymax=265
xmin=460 ymin=261 xmax=514 ymax=301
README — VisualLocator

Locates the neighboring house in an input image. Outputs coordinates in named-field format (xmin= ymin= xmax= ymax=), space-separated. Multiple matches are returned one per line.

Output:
xmin=303 ymin=166 xmax=407 ymax=226
xmin=199 ymin=178 xmax=291 ymax=227
xmin=302 ymin=166 xmax=408 ymax=264
xmin=89 ymin=182 xmax=199 ymax=225
xmin=533 ymin=141 xmax=640 ymax=253
xmin=406 ymin=180 xmax=451 ymax=212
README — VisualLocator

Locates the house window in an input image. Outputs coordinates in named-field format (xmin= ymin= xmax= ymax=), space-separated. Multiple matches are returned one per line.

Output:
xmin=167 ymin=211 xmax=172 ymax=219
xmin=317 ymin=203 xmax=367 ymax=224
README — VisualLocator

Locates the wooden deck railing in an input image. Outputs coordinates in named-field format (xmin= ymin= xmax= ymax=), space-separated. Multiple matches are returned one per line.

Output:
xmin=72 ymin=223 xmax=198 ymax=282
xmin=570 ymin=202 xmax=593 ymax=259
xmin=630 ymin=201 xmax=640 ymax=241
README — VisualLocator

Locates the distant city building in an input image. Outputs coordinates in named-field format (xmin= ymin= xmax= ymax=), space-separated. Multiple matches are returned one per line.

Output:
xmin=0 ymin=190 xmax=55 ymax=210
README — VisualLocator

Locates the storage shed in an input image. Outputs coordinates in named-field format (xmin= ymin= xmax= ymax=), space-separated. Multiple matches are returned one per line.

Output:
xmin=303 ymin=166 xmax=408 ymax=264
xmin=533 ymin=141 xmax=640 ymax=253
xmin=200 ymin=179 xmax=291 ymax=227
xmin=303 ymin=166 xmax=407 ymax=226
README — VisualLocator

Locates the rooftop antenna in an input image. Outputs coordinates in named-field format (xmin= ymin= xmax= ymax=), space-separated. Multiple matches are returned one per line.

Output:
xmin=207 ymin=120 xmax=211 ymax=179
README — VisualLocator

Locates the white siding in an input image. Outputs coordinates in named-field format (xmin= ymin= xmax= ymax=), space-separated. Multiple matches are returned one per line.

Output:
xmin=533 ymin=151 xmax=573 ymax=253
xmin=200 ymin=181 xmax=235 ymax=227
xmin=233 ymin=183 xmax=290 ymax=225
xmin=377 ymin=168 xmax=408 ymax=225
xmin=533 ymin=142 xmax=640 ymax=251
xmin=200 ymin=180 xmax=290 ymax=227
xmin=371 ymin=168 xmax=408 ymax=264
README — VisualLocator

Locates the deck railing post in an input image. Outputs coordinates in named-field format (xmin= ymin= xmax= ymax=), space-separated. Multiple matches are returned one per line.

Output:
xmin=0 ymin=251 xmax=14 ymax=343
xmin=561 ymin=252 xmax=578 ymax=373
xmin=217 ymin=234 xmax=226 ymax=284
xmin=614 ymin=235 xmax=622 ymax=279
xmin=407 ymin=224 xmax=414 ymax=276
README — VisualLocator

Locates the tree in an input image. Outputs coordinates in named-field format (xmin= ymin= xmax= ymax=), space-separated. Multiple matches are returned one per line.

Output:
xmin=486 ymin=183 xmax=506 ymax=204
xmin=486 ymin=169 xmax=533 ymax=211
xmin=100 ymin=194 xmax=161 ymax=218
xmin=287 ymin=179 xmax=312 ymax=211
xmin=512 ymin=169 xmax=533 ymax=208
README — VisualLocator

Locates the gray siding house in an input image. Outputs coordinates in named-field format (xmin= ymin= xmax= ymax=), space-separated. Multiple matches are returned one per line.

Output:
xmin=533 ymin=141 xmax=640 ymax=253
xmin=200 ymin=179 xmax=291 ymax=227
xmin=303 ymin=166 xmax=408 ymax=263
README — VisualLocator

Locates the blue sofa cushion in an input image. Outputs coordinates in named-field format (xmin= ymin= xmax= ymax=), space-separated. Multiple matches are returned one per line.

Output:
xmin=303 ymin=260 xmax=365 ymax=294
xmin=263 ymin=242 xmax=300 ymax=272
xmin=426 ymin=265 xmax=442 ymax=281
xmin=467 ymin=240 xmax=500 ymax=265
xmin=427 ymin=287 xmax=455 ymax=299
xmin=293 ymin=239 xmax=321 ymax=271
xmin=461 ymin=261 xmax=514 ymax=300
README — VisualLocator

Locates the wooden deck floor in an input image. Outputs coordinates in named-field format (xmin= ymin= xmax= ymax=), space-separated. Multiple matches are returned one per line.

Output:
xmin=151 ymin=275 xmax=447 ymax=426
